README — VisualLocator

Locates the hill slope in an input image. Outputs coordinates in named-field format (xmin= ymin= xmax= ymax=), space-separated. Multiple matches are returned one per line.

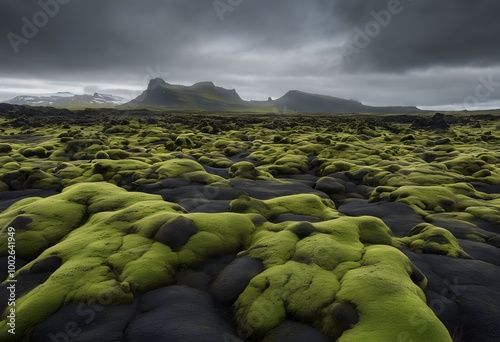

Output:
xmin=125 ymin=78 xmax=249 ymax=111
xmin=124 ymin=79 xmax=419 ymax=114
xmin=268 ymin=90 xmax=419 ymax=114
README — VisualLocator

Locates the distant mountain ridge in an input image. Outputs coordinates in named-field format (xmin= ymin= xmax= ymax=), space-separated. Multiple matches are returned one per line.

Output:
xmin=3 ymin=92 xmax=126 ymax=107
xmin=124 ymin=78 xmax=419 ymax=114
xmin=4 ymin=79 xmax=420 ymax=113
xmin=126 ymin=78 xmax=248 ymax=111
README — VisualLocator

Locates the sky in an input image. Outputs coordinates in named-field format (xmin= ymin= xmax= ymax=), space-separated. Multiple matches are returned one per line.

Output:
xmin=1 ymin=0 xmax=500 ymax=110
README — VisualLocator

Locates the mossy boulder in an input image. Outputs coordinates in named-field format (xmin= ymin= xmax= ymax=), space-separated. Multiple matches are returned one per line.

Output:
xmin=156 ymin=158 xmax=226 ymax=185
xmin=234 ymin=218 xmax=449 ymax=341
xmin=174 ymin=133 xmax=197 ymax=148
xmin=177 ymin=212 xmax=255 ymax=268
xmin=333 ymin=245 xmax=451 ymax=342
xmin=0 ymin=182 xmax=186 ymax=338
xmin=95 ymin=150 xmax=110 ymax=159
xmin=263 ymin=154 xmax=309 ymax=175
xmin=0 ymin=143 xmax=12 ymax=154
xmin=396 ymin=223 xmax=472 ymax=258
xmin=198 ymin=154 xmax=232 ymax=168
xmin=373 ymin=183 xmax=497 ymax=217
xmin=21 ymin=147 xmax=48 ymax=158
xmin=229 ymin=161 xmax=274 ymax=180
xmin=229 ymin=192 xmax=339 ymax=221
xmin=234 ymin=261 xmax=340 ymax=338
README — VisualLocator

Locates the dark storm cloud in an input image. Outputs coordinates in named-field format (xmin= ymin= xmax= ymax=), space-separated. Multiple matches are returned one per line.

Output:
xmin=1 ymin=0 xmax=216 ymax=76
xmin=333 ymin=0 xmax=500 ymax=72
xmin=0 ymin=0 xmax=499 ymax=108
xmin=0 ymin=0 xmax=331 ymax=78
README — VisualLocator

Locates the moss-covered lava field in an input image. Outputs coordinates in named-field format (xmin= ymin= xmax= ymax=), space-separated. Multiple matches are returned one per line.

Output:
xmin=0 ymin=105 xmax=499 ymax=341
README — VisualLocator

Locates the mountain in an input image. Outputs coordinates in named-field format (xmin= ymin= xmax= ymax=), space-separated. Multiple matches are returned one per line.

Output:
xmin=125 ymin=78 xmax=248 ymax=111
xmin=124 ymin=78 xmax=419 ymax=114
xmin=5 ymin=80 xmax=419 ymax=113
xmin=267 ymin=90 xmax=419 ymax=114
xmin=3 ymin=92 xmax=126 ymax=107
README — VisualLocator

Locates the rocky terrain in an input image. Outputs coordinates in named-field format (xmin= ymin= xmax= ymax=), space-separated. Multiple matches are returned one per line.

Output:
xmin=0 ymin=106 xmax=499 ymax=341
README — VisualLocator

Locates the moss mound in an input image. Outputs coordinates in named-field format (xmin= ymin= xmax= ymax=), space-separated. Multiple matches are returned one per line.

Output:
xmin=0 ymin=182 xmax=256 ymax=339
xmin=371 ymin=182 xmax=499 ymax=217
xmin=396 ymin=223 xmax=471 ymax=258
xmin=229 ymin=161 xmax=274 ymax=180
xmin=234 ymin=216 xmax=449 ymax=341
xmin=157 ymin=158 xmax=227 ymax=184
xmin=0 ymin=181 xmax=454 ymax=341
xmin=334 ymin=246 xmax=450 ymax=342
xmin=228 ymin=192 xmax=339 ymax=221
xmin=5 ymin=112 xmax=498 ymax=341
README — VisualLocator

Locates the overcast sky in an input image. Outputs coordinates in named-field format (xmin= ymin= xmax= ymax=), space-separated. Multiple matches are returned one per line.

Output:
xmin=1 ymin=0 xmax=500 ymax=110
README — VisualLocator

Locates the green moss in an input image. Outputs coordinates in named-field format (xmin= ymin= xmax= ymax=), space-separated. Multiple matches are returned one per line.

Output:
xmin=229 ymin=161 xmax=274 ymax=180
xmin=234 ymin=261 xmax=340 ymax=339
xmin=48 ymin=148 xmax=72 ymax=161
xmin=0 ymin=143 xmax=12 ymax=153
xmin=198 ymin=154 xmax=232 ymax=168
xmin=229 ymin=192 xmax=339 ymax=221
xmin=156 ymin=158 xmax=226 ymax=184
xmin=332 ymin=261 xmax=361 ymax=280
xmin=372 ymin=183 xmax=497 ymax=217
xmin=178 ymin=213 xmax=255 ymax=267
xmin=21 ymin=147 xmax=48 ymax=158
xmin=396 ymin=223 xmax=471 ymax=258
xmin=0 ymin=161 xmax=20 ymax=171
xmin=0 ymin=198 xmax=86 ymax=260
xmin=296 ymin=143 xmax=325 ymax=155
xmin=354 ymin=216 xmax=394 ymax=245
xmin=95 ymin=150 xmax=110 ymax=159
xmin=92 ymin=159 xmax=151 ymax=175
xmin=314 ymin=216 xmax=393 ymax=247
xmin=244 ymin=230 xmax=298 ymax=267
xmin=0 ymin=182 xmax=187 ymax=338
xmin=464 ymin=206 xmax=500 ymax=224
xmin=262 ymin=154 xmax=309 ymax=175
xmin=185 ymin=171 xmax=227 ymax=185
xmin=106 ymin=149 xmax=130 ymax=160
xmin=7 ymin=282 xmax=68 ymax=339
xmin=293 ymin=233 xmax=363 ymax=270
xmin=174 ymin=133 xmax=196 ymax=148
xmin=231 ymin=211 xmax=450 ymax=340
xmin=121 ymin=242 xmax=178 ymax=293
xmin=25 ymin=169 xmax=61 ymax=190
xmin=334 ymin=246 xmax=451 ymax=342
xmin=463 ymin=233 xmax=486 ymax=243
xmin=0 ymin=114 xmax=495 ymax=341
xmin=55 ymin=165 xmax=85 ymax=179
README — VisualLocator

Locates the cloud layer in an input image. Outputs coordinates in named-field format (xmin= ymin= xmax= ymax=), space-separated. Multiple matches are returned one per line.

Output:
xmin=1 ymin=0 xmax=499 ymax=109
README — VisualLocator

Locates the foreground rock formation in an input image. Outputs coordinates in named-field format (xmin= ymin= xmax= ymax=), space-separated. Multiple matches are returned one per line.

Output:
xmin=0 ymin=109 xmax=499 ymax=341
